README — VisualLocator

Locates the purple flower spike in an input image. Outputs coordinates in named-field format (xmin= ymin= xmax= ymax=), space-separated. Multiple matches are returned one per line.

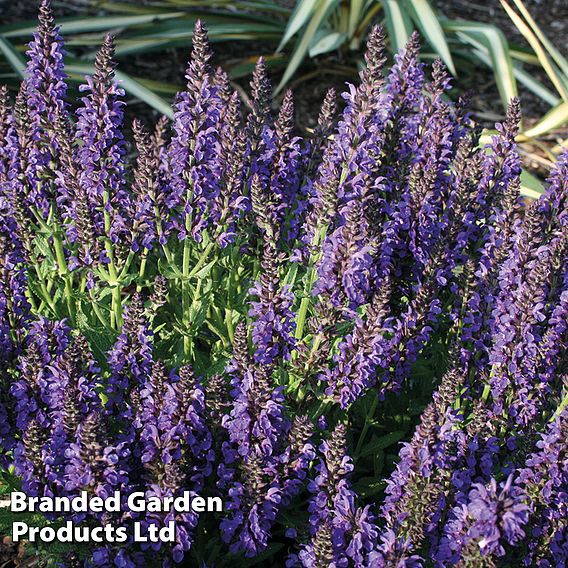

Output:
xmin=516 ymin=408 xmax=568 ymax=567
xmin=297 ymin=424 xmax=378 ymax=567
xmin=167 ymin=20 xmax=223 ymax=241
xmin=436 ymin=476 xmax=529 ymax=566
xmin=249 ymin=235 xmax=297 ymax=365
xmin=75 ymin=34 xmax=128 ymax=251
xmin=107 ymin=294 xmax=153 ymax=418
xmin=22 ymin=0 xmax=68 ymax=217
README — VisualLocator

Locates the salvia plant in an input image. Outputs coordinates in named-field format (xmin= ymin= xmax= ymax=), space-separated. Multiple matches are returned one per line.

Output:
xmin=0 ymin=2 xmax=567 ymax=567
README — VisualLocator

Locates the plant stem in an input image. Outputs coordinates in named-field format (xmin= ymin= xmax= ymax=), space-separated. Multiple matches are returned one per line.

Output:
xmin=225 ymin=308 xmax=235 ymax=344
xmin=188 ymin=241 xmax=215 ymax=278
xmin=136 ymin=250 xmax=149 ymax=292
xmin=355 ymin=395 xmax=378 ymax=457
xmin=118 ymin=250 xmax=135 ymax=281
xmin=553 ymin=390 xmax=568 ymax=420
xmin=294 ymin=226 xmax=327 ymax=343
xmin=182 ymin=236 xmax=192 ymax=358
xmin=52 ymin=230 xmax=75 ymax=325
xmin=102 ymin=189 xmax=122 ymax=329
xmin=32 ymin=263 xmax=58 ymax=318
xmin=88 ymin=288 xmax=109 ymax=328
xmin=310 ymin=398 xmax=331 ymax=422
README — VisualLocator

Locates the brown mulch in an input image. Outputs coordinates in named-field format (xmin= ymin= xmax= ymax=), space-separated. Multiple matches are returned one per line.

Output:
xmin=0 ymin=537 xmax=40 ymax=568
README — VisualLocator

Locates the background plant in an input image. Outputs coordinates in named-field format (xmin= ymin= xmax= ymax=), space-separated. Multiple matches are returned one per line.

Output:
xmin=276 ymin=0 xmax=567 ymax=184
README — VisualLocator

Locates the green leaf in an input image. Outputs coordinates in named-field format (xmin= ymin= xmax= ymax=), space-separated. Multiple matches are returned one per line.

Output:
xmin=79 ymin=325 xmax=116 ymax=365
xmin=33 ymin=235 xmax=54 ymax=260
xmin=309 ymin=30 xmax=345 ymax=57
xmin=226 ymin=53 xmax=287 ymax=79
xmin=0 ymin=470 xmax=21 ymax=493
xmin=190 ymin=258 xmax=217 ymax=280
xmin=500 ymin=0 xmax=568 ymax=101
xmin=275 ymin=0 xmax=339 ymax=94
xmin=115 ymin=70 xmax=174 ymax=118
xmin=520 ymin=169 xmax=545 ymax=199
xmin=405 ymin=0 xmax=456 ymax=75
xmin=105 ymin=39 xmax=185 ymax=57
xmin=509 ymin=47 xmax=540 ymax=65
xmin=510 ymin=0 xmax=568 ymax=77
xmin=0 ymin=36 xmax=26 ymax=78
xmin=283 ymin=262 xmax=299 ymax=287
xmin=158 ymin=257 xmax=183 ymax=279
xmin=65 ymin=61 xmax=173 ymax=117
xmin=383 ymin=0 xmax=413 ymax=53
xmin=205 ymin=319 xmax=227 ymax=343
xmin=189 ymin=296 xmax=212 ymax=334
xmin=277 ymin=0 xmax=321 ymax=52
xmin=359 ymin=431 xmax=405 ymax=457
xmin=128 ymin=76 xmax=179 ymax=95
xmin=443 ymin=20 xmax=517 ymax=109
xmin=117 ymin=18 xmax=284 ymax=41
xmin=353 ymin=476 xmax=387 ymax=497
xmin=472 ymin=47 xmax=558 ymax=106
xmin=102 ymin=15 xmax=284 ymax=56
xmin=347 ymin=0 xmax=366 ymax=40
xmin=0 ymin=13 xmax=185 ymax=37
xmin=521 ymin=101 xmax=568 ymax=139
xmin=512 ymin=63 xmax=560 ymax=106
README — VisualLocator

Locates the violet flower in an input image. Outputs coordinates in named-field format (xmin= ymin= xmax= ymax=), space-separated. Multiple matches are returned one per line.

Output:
xmin=107 ymin=294 xmax=153 ymax=418
xmin=167 ymin=20 xmax=222 ymax=241
xmin=437 ymin=476 xmax=529 ymax=565
xmin=296 ymin=424 xmax=378 ymax=567
xmin=248 ymin=237 xmax=297 ymax=365
xmin=516 ymin=408 xmax=568 ymax=567
xmin=131 ymin=361 xmax=212 ymax=563
xmin=21 ymin=0 xmax=68 ymax=217
xmin=75 ymin=34 xmax=129 ymax=252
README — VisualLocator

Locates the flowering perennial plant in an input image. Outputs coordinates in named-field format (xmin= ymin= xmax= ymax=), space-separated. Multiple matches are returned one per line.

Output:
xmin=0 ymin=2 xmax=567 ymax=567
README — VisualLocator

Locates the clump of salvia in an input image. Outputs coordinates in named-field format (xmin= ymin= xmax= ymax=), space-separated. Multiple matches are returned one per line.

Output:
xmin=0 ymin=1 xmax=566 ymax=566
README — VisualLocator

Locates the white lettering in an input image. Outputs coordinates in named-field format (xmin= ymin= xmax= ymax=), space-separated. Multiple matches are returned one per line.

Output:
xmin=159 ymin=521 xmax=175 ymax=542
xmin=173 ymin=493 xmax=189 ymax=512
xmin=71 ymin=492 xmax=88 ymax=512
xmin=39 ymin=527 xmax=56 ymax=542
xmin=90 ymin=497 xmax=103 ymax=512
xmin=56 ymin=523 xmax=72 ymax=542
xmin=10 ymin=492 xmax=27 ymax=512
xmin=147 ymin=496 xmax=161 ymax=512
xmin=9 ymin=492 xmax=222 ymax=543
xmin=52 ymin=496 xmax=70 ymax=512
xmin=162 ymin=496 xmax=174 ymax=511
xmin=12 ymin=522 xmax=28 ymax=541
xmin=127 ymin=492 xmax=146 ymax=512
xmin=91 ymin=527 xmax=103 ymax=543
xmin=133 ymin=521 xmax=147 ymax=542
xmin=75 ymin=526 xmax=91 ymax=543
xmin=106 ymin=492 xmax=120 ymax=512
xmin=207 ymin=496 xmax=223 ymax=512
xmin=192 ymin=496 xmax=206 ymax=512
xmin=115 ymin=527 xmax=128 ymax=542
